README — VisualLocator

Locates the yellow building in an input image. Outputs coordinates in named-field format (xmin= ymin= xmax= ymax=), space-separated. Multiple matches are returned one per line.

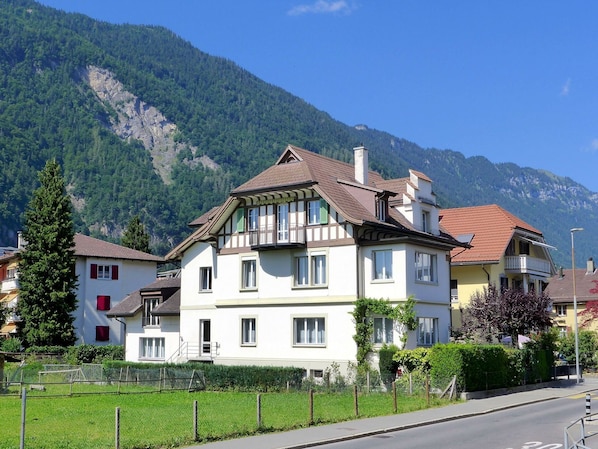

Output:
xmin=545 ymin=259 xmax=598 ymax=335
xmin=439 ymin=204 xmax=556 ymax=332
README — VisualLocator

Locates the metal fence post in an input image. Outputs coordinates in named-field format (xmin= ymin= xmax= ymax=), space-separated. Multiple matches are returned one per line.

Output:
xmin=115 ymin=407 xmax=120 ymax=449
xmin=193 ymin=400 xmax=198 ymax=441
xmin=20 ymin=388 xmax=26 ymax=449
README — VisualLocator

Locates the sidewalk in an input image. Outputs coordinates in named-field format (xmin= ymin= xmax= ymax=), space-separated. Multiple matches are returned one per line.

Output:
xmin=186 ymin=377 xmax=598 ymax=449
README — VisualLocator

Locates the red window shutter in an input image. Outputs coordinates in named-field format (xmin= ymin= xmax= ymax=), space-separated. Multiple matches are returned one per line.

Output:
xmin=95 ymin=326 xmax=109 ymax=341
xmin=90 ymin=264 xmax=98 ymax=279
xmin=96 ymin=296 xmax=111 ymax=311
xmin=111 ymin=265 xmax=119 ymax=280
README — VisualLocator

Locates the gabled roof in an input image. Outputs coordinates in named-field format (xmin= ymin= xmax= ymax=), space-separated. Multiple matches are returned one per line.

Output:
xmin=74 ymin=234 xmax=163 ymax=263
xmin=545 ymin=266 xmax=598 ymax=304
xmin=439 ymin=204 xmax=544 ymax=264
xmin=167 ymin=145 xmax=464 ymax=259
xmin=107 ymin=277 xmax=180 ymax=317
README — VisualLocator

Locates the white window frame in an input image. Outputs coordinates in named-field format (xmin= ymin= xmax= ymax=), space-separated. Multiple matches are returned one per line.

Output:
xmin=139 ymin=337 xmax=165 ymax=360
xmin=417 ymin=317 xmax=438 ymax=346
xmin=143 ymin=297 xmax=160 ymax=327
xmin=241 ymin=258 xmax=257 ymax=290
xmin=241 ymin=317 xmax=257 ymax=346
xmin=97 ymin=264 xmax=111 ymax=280
xmin=293 ymin=317 xmax=326 ymax=346
xmin=199 ymin=266 xmax=212 ymax=292
xmin=307 ymin=200 xmax=320 ymax=225
xmin=293 ymin=251 xmax=327 ymax=287
xmin=378 ymin=198 xmax=387 ymax=221
xmin=372 ymin=316 xmax=394 ymax=344
xmin=555 ymin=304 xmax=567 ymax=317
xmin=248 ymin=207 xmax=259 ymax=232
xmin=415 ymin=252 xmax=437 ymax=283
xmin=277 ymin=203 xmax=289 ymax=242
xmin=373 ymin=249 xmax=393 ymax=281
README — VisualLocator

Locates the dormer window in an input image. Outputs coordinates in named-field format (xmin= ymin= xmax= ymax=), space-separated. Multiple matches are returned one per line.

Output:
xmin=377 ymin=198 xmax=387 ymax=221
xmin=422 ymin=211 xmax=430 ymax=233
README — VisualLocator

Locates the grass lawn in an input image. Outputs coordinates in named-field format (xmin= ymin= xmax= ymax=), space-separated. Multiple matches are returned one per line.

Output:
xmin=0 ymin=388 xmax=453 ymax=449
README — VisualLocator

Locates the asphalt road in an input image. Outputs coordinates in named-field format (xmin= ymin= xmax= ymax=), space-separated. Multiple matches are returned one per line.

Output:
xmin=317 ymin=392 xmax=598 ymax=449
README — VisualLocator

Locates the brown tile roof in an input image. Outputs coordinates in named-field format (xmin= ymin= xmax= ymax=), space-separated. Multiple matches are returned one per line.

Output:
xmin=167 ymin=145 xmax=464 ymax=259
xmin=107 ymin=277 xmax=180 ymax=317
xmin=188 ymin=206 xmax=221 ymax=227
xmin=545 ymin=267 xmax=598 ymax=304
xmin=440 ymin=204 xmax=543 ymax=264
xmin=73 ymin=234 xmax=163 ymax=262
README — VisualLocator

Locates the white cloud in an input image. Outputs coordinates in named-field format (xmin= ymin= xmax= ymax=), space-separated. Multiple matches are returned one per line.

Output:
xmin=561 ymin=78 xmax=571 ymax=96
xmin=288 ymin=1 xmax=354 ymax=16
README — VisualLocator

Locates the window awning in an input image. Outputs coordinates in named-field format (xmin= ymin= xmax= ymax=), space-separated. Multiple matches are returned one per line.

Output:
xmin=7 ymin=261 xmax=18 ymax=270
xmin=0 ymin=291 xmax=18 ymax=303
xmin=0 ymin=323 xmax=17 ymax=334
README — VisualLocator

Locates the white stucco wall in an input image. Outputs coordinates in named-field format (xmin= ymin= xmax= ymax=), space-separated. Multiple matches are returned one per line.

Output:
xmin=75 ymin=257 xmax=158 ymax=346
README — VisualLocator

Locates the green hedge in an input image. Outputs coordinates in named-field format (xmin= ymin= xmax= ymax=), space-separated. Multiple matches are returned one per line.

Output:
xmin=103 ymin=361 xmax=304 ymax=392
xmin=427 ymin=343 xmax=549 ymax=392
xmin=378 ymin=344 xmax=400 ymax=385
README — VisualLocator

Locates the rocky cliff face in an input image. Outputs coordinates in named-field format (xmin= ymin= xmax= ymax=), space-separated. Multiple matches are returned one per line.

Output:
xmin=81 ymin=66 xmax=218 ymax=184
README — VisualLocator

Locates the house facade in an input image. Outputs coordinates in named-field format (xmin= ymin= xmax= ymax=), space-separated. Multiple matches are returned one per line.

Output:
xmin=0 ymin=249 xmax=20 ymax=338
xmin=155 ymin=145 xmax=462 ymax=376
xmin=439 ymin=204 xmax=556 ymax=332
xmin=0 ymin=233 xmax=163 ymax=345
xmin=545 ymin=258 xmax=598 ymax=335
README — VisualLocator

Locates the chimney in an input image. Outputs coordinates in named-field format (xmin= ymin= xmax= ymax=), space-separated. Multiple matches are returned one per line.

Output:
xmin=587 ymin=257 xmax=595 ymax=274
xmin=354 ymin=145 xmax=368 ymax=185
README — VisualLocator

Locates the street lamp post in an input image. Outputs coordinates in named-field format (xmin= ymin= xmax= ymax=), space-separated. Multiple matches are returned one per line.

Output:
xmin=571 ymin=227 xmax=584 ymax=383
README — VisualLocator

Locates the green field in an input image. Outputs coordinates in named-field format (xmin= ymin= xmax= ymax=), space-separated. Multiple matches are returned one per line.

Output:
xmin=1 ymin=388 xmax=452 ymax=449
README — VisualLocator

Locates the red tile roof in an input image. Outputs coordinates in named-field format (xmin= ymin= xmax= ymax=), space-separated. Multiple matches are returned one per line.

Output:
xmin=440 ymin=204 xmax=543 ymax=264
xmin=546 ymin=266 xmax=598 ymax=304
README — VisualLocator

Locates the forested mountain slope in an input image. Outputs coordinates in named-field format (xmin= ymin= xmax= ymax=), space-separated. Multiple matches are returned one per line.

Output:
xmin=1 ymin=0 xmax=595 ymax=267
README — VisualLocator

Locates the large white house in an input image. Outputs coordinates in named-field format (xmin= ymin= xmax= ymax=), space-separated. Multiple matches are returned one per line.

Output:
xmin=112 ymin=145 xmax=463 ymax=376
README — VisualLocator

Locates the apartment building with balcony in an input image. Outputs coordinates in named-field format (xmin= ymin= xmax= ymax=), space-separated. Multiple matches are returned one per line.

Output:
xmin=140 ymin=144 xmax=465 ymax=376
xmin=439 ymin=204 xmax=556 ymax=331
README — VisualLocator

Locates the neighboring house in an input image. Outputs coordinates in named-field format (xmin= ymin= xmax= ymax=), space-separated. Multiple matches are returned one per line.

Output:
xmin=0 ymin=249 xmax=21 ymax=338
xmin=0 ymin=233 xmax=163 ymax=345
xmin=107 ymin=276 xmax=180 ymax=361
xmin=73 ymin=234 xmax=163 ymax=345
xmin=152 ymin=144 xmax=463 ymax=376
xmin=439 ymin=204 xmax=556 ymax=332
xmin=545 ymin=258 xmax=598 ymax=335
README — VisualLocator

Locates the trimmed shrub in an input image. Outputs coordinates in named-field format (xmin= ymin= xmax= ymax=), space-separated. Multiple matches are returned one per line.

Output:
xmin=378 ymin=344 xmax=400 ymax=385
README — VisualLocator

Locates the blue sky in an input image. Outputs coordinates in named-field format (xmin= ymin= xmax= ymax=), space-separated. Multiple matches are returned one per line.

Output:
xmin=37 ymin=0 xmax=598 ymax=191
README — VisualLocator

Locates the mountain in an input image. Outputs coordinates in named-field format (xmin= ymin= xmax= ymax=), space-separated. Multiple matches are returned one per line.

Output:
xmin=0 ymin=0 xmax=595 ymax=268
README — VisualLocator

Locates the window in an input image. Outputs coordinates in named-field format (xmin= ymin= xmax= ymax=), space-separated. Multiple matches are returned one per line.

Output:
xmin=500 ymin=277 xmax=509 ymax=291
xmin=377 ymin=198 xmax=387 ymax=221
xmin=415 ymin=252 xmax=437 ymax=283
xmin=95 ymin=326 xmax=109 ymax=342
xmin=373 ymin=250 xmax=392 ymax=280
xmin=422 ymin=211 xmax=430 ymax=232
xmin=519 ymin=240 xmax=530 ymax=255
xmin=241 ymin=259 xmax=257 ymax=289
xmin=294 ymin=252 xmax=327 ymax=287
xmin=199 ymin=267 xmax=212 ymax=291
xmin=372 ymin=317 xmax=393 ymax=344
xmin=96 ymin=295 xmax=111 ymax=311
xmin=556 ymin=305 xmax=567 ymax=317
xmin=140 ymin=337 xmax=165 ymax=360
xmin=277 ymin=203 xmax=289 ymax=242
xmin=418 ymin=317 xmax=439 ymax=346
xmin=294 ymin=317 xmax=326 ymax=345
xmin=143 ymin=297 xmax=160 ymax=327
xmin=7 ymin=268 xmax=16 ymax=280
xmin=248 ymin=207 xmax=259 ymax=231
xmin=241 ymin=318 xmax=256 ymax=345
xmin=450 ymin=280 xmax=458 ymax=302
xmin=90 ymin=264 xmax=119 ymax=280
xmin=308 ymin=200 xmax=320 ymax=225
xmin=312 ymin=255 xmax=326 ymax=285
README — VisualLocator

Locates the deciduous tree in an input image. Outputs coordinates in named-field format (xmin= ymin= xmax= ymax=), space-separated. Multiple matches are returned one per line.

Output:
xmin=462 ymin=284 xmax=553 ymax=345
xmin=18 ymin=160 xmax=78 ymax=347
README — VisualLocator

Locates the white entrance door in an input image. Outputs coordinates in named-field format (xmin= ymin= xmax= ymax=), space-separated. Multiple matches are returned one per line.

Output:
xmin=200 ymin=319 xmax=211 ymax=356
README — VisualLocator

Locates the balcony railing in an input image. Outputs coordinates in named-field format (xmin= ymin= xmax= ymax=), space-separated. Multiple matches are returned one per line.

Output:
xmin=248 ymin=224 xmax=306 ymax=249
xmin=504 ymin=255 xmax=552 ymax=276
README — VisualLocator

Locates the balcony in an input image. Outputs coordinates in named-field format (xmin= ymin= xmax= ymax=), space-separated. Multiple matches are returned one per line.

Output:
xmin=249 ymin=224 xmax=306 ymax=250
xmin=504 ymin=255 xmax=552 ymax=277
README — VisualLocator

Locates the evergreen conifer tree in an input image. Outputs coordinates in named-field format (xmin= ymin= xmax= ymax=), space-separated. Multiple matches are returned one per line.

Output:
xmin=18 ymin=159 xmax=78 ymax=347
xmin=121 ymin=215 xmax=151 ymax=253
